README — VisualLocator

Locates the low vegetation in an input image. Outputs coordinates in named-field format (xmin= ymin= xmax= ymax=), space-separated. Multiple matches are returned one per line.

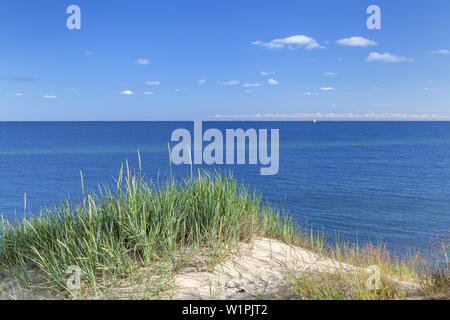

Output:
xmin=0 ymin=159 xmax=448 ymax=300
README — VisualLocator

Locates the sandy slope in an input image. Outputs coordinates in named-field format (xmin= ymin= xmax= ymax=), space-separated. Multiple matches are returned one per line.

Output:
xmin=1 ymin=238 xmax=421 ymax=300
xmin=174 ymin=237 xmax=418 ymax=299
xmin=174 ymin=238 xmax=422 ymax=299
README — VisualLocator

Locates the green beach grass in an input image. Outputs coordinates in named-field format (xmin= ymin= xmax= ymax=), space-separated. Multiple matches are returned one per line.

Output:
xmin=0 ymin=159 xmax=448 ymax=300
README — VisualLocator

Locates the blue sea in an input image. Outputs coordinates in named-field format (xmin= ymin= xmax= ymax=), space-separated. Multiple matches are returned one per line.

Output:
xmin=0 ymin=121 xmax=449 ymax=255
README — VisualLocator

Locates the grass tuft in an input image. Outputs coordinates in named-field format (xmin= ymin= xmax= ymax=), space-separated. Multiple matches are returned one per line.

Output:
xmin=0 ymin=165 xmax=293 ymax=297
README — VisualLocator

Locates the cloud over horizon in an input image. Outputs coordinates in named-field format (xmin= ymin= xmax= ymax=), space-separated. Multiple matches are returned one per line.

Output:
xmin=136 ymin=58 xmax=151 ymax=66
xmin=429 ymin=49 xmax=450 ymax=54
xmin=366 ymin=52 xmax=413 ymax=62
xmin=213 ymin=112 xmax=450 ymax=120
xmin=336 ymin=36 xmax=377 ymax=47
xmin=260 ymin=71 xmax=275 ymax=76
xmin=302 ymin=92 xmax=319 ymax=96
xmin=243 ymin=82 xmax=263 ymax=87
xmin=217 ymin=80 xmax=240 ymax=86
xmin=252 ymin=35 xmax=323 ymax=50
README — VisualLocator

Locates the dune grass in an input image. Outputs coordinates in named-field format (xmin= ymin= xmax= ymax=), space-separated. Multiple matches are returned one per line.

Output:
xmin=0 ymin=161 xmax=301 ymax=298
xmin=0 ymin=160 xmax=448 ymax=299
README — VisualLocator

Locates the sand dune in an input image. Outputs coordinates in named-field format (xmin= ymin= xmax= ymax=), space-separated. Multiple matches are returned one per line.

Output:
xmin=1 ymin=238 xmax=421 ymax=300
xmin=174 ymin=238 xmax=420 ymax=299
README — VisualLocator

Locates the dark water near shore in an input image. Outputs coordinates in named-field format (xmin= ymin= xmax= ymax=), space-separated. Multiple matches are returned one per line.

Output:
xmin=0 ymin=121 xmax=449 ymax=254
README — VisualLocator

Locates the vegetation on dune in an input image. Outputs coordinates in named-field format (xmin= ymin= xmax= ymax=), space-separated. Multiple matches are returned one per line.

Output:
xmin=0 ymin=160 xmax=297 ymax=298
xmin=0 ymin=158 xmax=448 ymax=299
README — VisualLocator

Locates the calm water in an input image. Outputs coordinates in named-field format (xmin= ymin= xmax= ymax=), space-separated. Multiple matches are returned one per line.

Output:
xmin=0 ymin=121 xmax=449 ymax=254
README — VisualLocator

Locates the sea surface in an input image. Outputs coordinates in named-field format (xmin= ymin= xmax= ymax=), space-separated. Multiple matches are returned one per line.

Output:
xmin=0 ymin=121 xmax=449 ymax=255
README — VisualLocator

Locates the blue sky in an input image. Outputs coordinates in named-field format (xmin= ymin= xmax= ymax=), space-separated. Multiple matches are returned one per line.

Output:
xmin=1 ymin=0 xmax=449 ymax=120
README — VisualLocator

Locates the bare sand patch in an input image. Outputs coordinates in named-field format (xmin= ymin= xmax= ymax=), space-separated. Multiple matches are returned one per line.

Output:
xmin=174 ymin=238 xmax=420 ymax=299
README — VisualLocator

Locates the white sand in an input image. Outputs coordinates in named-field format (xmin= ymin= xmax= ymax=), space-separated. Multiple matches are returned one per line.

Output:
xmin=174 ymin=238 xmax=420 ymax=299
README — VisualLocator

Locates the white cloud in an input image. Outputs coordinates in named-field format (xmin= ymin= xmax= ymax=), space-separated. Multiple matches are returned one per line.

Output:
xmin=429 ymin=49 xmax=450 ymax=54
xmin=146 ymin=81 xmax=160 ymax=86
xmin=136 ymin=58 xmax=151 ymax=66
xmin=243 ymin=82 xmax=263 ymax=87
xmin=371 ymin=86 xmax=381 ymax=90
xmin=244 ymin=90 xmax=253 ymax=93
xmin=323 ymin=72 xmax=338 ymax=76
xmin=84 ymin=50 xmax=93 ymax=55
xmin=144 ymin=91 xmax=155 ymax=95
xmin=213 ymin=112 xmax=450 ymax=120
xmin=9 ymin=93 xmax=23 ymax=96
xmin=268 ymin=78 xmax=279 ymax=85
xmin=43 ymin=94 xmax=57 ymax=99
xmin=302 ymin=92 xmax=319 ymax=96
xmin=251 ymin=35 xmax=323 ymax=50
xmin=260 ymin=71 xmax=275 ymax=76
xmin=366 ymin=52 xmax=413 ymax=62
xmin=424 ymin=87 xmax=435 ymax=91
xmin=174 ymin=88 xmax=188 ymax=92
xmin=121 ymin=90 xmax=134 ymax=95
xmin=197 ymin=79 xmax=207 ymax=84
xmin=217 ymin=80 xmax=240 ymax=86
xmin=320 ymin=87 xmax=335 ymax=91
xmin=336 ymin=36 xmax=377 ymax=47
